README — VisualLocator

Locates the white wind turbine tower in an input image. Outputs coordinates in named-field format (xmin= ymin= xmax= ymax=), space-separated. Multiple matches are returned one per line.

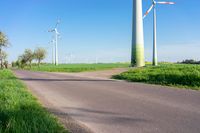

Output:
xmin=131 ymin=0 xmax=145 ymax=67
xmin=48 ymin=20 xmax=60 ymax=65
xmin=50 ymin=39 xmax=55 ymax=64
xmin=143 ymin=0 xmax=175 ymax=66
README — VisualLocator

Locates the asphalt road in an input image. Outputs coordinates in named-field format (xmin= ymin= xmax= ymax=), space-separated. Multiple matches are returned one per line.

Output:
xmin=14 ymin=70 xmax=200 ymax=133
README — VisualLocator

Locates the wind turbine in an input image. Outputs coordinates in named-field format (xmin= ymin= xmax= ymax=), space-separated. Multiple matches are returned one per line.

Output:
xmin=95 ymin=57 xmax=98 ymax=64
xmin=65 ymin=53 xmax=72 ymax=64
xmin=131 ymin=0 xmax=145 ymax=67
xmin=65 ymin=54 xmax=69 ymax=64
xmin=143 ymin=0 xmax=175 ymax=66
xmin=48 ymin=20 xmax=60 ymax=65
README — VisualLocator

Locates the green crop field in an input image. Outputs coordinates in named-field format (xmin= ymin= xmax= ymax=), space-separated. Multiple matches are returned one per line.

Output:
xmin=0 ymin=70 xmax=68 ymax=133
xmin=113 ymin=64 xmax=200 ymax=90
xmin=24 ymin=63 xmax=130 ymax=72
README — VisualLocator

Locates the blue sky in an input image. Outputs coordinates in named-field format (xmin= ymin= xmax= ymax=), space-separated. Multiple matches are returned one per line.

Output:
xmin=0 ymin=0 xmax=200 ymax=63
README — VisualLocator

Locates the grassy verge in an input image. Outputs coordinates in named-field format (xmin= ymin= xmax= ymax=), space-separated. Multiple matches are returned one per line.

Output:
xmin=24 ymin=63 xmax=130 ymax=73
xmin=0 ymin=70 xmax=68 ymax=133
xmin=112 ymin=64 xmax=200 ymax=90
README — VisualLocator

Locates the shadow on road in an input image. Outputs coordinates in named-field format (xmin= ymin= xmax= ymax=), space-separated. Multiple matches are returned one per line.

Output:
xmin=17 ymin=78 xmax=115 ymax=82
xmin=48 ymin=107 xmax=150 ymax=126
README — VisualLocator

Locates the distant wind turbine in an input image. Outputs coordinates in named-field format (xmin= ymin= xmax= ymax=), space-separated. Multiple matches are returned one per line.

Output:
xmin=143 ymin=0 xmax=175 ymax=66
xmin=65 ymin=53 xmax=72 ymax=64
xmin=48 ymin=20 xmax=61 ymax=65
xmin=95 ymin=57 xmax=98 ymax=64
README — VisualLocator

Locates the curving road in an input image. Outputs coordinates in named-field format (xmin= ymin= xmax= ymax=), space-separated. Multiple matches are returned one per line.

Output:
xmin=14 ymin=70 xmax=200 ymax=133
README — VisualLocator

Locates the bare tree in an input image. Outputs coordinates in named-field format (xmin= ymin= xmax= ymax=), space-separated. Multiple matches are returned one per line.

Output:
xmin=34 ymin=47 xmax=47 ymax=67
xmin=24 ymin=49 xmax=34 ymax=68
xmin=0 ymin=50 xmax=8 ymax=69
xmin=0 ymin=31 xmax=9 ymax=69
xmin=18 ymin=53 xmax=31 ymax=69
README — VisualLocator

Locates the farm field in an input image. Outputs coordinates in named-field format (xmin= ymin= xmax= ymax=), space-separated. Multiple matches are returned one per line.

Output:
xmin=16 ymin=63 xmax=200 ymax=90
xmin=113 ymin=64 xmax=200 ymax=90
xmin=0 ymin=70 xmax=68 ymax=133
xmin=23 ymin=63 xmax=130 ymax=72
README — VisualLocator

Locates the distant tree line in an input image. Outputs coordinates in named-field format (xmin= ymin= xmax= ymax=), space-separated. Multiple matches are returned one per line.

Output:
xmin=179 ymin=59 xmax=200 ymax=64
xmin=12 ymin=47 xmax=47 ymax=68
xmin=0 ymin=31 xmax=9 ymax=69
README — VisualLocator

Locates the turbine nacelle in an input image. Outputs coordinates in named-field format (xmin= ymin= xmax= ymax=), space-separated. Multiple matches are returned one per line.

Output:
xmin=55 ymin=29 xmax=60 ymax=35
xmin=48 ymin=28 xmax=59 ymax=35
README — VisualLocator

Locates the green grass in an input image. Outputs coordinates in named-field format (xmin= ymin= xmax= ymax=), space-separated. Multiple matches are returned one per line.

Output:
xmin=24 ymin=63 xmax=130 ymax=73
xmin=113 ymin=64 xmax=200 ymax=90
xmin=0 ymin=70 xmax=68 ymax=133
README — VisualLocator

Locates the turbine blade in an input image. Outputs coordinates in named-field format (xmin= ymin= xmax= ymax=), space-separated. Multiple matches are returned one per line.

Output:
xmin=143 ymin=4 xmax=154 ymax=19
xmin=156 ymin=1 xmax=175 ymax=4
xmin=55 ymin=23 xmax=58 ymax=28
xmin=48 ymin=29 xmax=55 ymax=32
xmin=55 ymin=19 xmax=61 ymax=28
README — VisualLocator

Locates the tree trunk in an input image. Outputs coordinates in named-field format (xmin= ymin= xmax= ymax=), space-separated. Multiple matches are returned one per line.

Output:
xmin=38 ymin=59 xmax=40 ymax=67
xmin=29 ymin=61 xmax=32 ymax=68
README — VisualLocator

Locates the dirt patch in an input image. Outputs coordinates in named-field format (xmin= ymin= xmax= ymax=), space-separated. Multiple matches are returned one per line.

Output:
xmin=54 ymin=68 xmax=130 ymax=79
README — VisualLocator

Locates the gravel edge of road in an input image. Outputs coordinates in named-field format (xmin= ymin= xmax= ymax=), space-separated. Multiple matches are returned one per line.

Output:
xmin=12 ymin=70 xmax=94 ymax=133
xmin=28 ymin=85 xmax=94 ymax=133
